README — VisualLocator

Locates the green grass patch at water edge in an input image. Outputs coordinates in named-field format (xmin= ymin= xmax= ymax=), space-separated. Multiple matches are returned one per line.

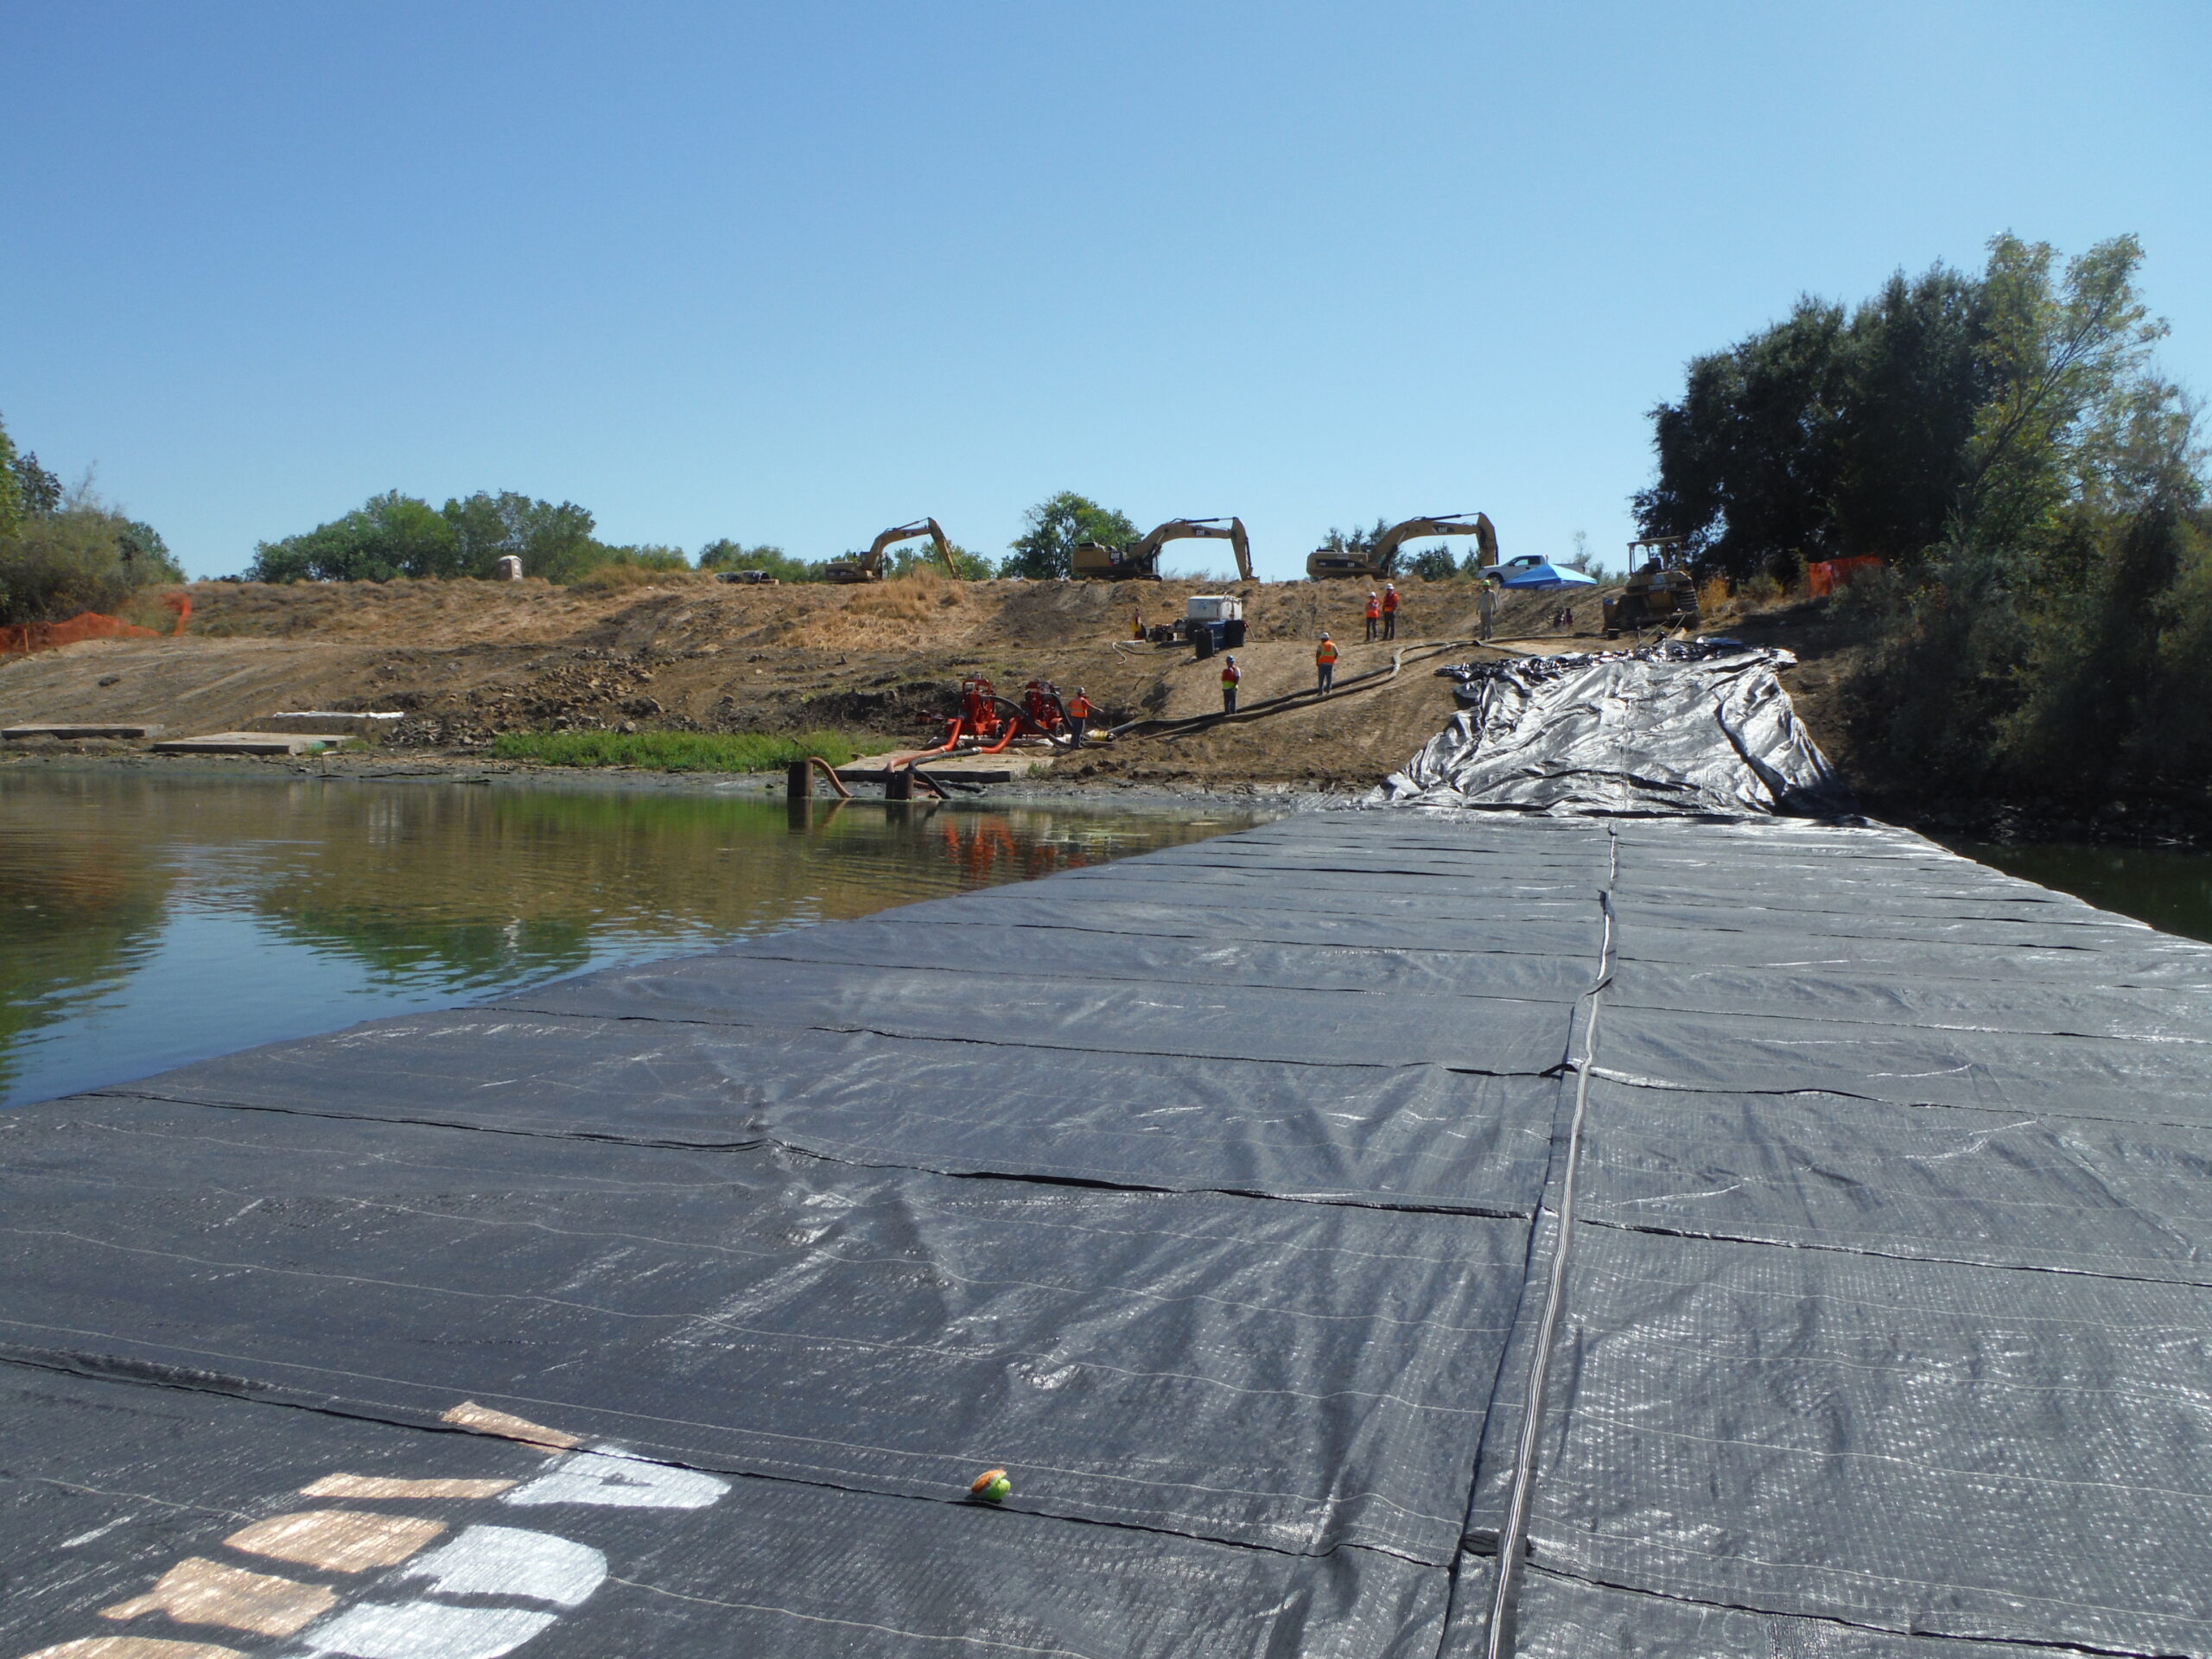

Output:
xmin=490 ymin=729 xmax=895 ymax=772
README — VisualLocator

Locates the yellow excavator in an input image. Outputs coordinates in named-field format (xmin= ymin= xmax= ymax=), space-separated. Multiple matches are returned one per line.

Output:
xmin=825 ymin=518 xmax=961 ymax=584
xmin=1306 ymin=512 xmax=1498 ymax=581
xmin=1072 ymin=517 xmax=1255 ymax=582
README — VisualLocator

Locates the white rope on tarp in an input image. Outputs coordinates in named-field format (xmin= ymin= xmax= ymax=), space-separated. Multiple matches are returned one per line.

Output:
xmin=1486 ymin=827 xmax=1618 ymax=1659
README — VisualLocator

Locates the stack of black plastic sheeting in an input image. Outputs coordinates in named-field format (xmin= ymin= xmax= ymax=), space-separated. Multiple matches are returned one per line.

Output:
xmin=3 ymin=810 xmax=2210 ymax=1657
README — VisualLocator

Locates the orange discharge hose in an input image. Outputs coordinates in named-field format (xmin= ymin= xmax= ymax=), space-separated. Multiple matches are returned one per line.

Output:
xmin=912 ymin=716 xmax=967 ymax=758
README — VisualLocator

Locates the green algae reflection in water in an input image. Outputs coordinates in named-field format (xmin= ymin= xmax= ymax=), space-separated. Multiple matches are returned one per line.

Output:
xmin=0 ymin=769 xmax=1261 ymax=1109
xmin=1945 ymin=838 xmax=2212 ymax=947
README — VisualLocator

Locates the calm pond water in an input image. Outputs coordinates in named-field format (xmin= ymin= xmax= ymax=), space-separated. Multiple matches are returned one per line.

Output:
xmin=0 ymin=770 xmax=1262 ymax=1108
xmin=1945 ymin=839 xmax=2212 ymax=947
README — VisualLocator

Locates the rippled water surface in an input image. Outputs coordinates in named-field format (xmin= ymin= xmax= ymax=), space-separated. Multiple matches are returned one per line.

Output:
xmin=0 ymin=770 xmax=1262 ymax=1107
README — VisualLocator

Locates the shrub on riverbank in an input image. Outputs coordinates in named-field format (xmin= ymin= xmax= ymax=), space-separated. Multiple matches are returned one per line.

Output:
xmin=490 ymin=729 xmax=894 ymax=772
xmin=0 ymin=413 xmax=182 ymax=626
xmin=1639 ymin=234 xmax=2210 ymax=815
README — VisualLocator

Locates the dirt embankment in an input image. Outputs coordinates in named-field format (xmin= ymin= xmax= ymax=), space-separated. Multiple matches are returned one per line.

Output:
xmin=2 ymin=572 xmax=1869 ymax=792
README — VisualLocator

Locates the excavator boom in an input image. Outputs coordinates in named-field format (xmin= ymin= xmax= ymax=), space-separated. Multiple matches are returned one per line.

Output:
xmin=1306 ymin=512 xmax=1497 ymax=581
xmin=827 ymin=518 xmax=960 ymax=583
xmin=1072 ymin=517 xmax=1254 ymax=582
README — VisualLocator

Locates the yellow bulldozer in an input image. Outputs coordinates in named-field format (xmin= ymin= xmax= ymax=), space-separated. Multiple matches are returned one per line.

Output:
xmin=1072 ymin=517 xmax=1255 ymax=582
xmin=825 ymin=518 xmax=962 ymax=584
xmin=1306 ymin=512 xmax=1498 ymax=581
xmin=1600 ymin=537 xmax=1701 ymax=638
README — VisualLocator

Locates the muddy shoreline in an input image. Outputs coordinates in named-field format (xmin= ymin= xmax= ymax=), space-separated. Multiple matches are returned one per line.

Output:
xmin=11 ymin=747 xmax=2205 ymax=851
xmin=0 ymin=747 xmax=1332 ymax=818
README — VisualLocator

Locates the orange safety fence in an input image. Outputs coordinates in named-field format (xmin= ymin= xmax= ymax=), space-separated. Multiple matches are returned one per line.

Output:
xmin=0 ymin=592 xmax=191 ymax=655
xmin=1808 ymin=556 xmax=1882 ymax=598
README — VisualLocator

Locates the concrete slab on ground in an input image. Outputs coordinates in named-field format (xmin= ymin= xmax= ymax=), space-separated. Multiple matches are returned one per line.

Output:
xmin=3 ymin=722 xmax=165 ymax=741
xmin=151 ymin=730 xmax=355 ymax=755
xmin=257 ymin=711 xmax=404 ymax=734
xmin=835 ymin=747 xmax=1058 ymax=785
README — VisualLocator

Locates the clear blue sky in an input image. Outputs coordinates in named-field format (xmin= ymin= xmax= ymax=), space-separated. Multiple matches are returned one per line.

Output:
xmin=4 ymin=2 xmax=2205 ymax=581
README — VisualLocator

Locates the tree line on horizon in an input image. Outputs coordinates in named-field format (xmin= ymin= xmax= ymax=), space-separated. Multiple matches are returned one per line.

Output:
xmin=1637 ymin=232 xmax=2209 ymax=809
xmin=238 ymin=490 xmax=1173 ymax=585
xmin=238 ymin=489 xmax=1051 ymax=585
xmin=239 ymin=489 xmax=1591 ymax=587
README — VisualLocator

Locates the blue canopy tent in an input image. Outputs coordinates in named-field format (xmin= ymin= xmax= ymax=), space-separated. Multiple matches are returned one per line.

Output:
xmin=1494 ymin=556 xmax=1599 ymax=589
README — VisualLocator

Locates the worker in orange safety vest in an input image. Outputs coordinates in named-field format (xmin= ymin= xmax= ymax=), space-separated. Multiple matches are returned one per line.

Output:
xmin=1364 ymin=590 xmax=1381 ymax=642
xmin=1219 ymin=655 xmax=1240 ymax=715
xmin=1315 ymin=632 xmax=1338 ymax=695
xmin=1381 ymin=582 xmax=1401 ymax=640
xmin=1065 ymin=686 xmax=1093 ymax=745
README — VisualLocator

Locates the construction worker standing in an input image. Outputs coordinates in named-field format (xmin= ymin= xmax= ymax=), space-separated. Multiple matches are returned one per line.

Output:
xmin=1382 ymin=582 xmax=1401 ymax=640
xmin=1219 ymin=654 xmax=1240 ymax=715
xmin=1066 ymin=686 xmax=1093 ymax=745
xmin=1315 ymin=632 xmax=1338 ymax=695
xmin=1363 ymin=590 xmax=1381 ymax=642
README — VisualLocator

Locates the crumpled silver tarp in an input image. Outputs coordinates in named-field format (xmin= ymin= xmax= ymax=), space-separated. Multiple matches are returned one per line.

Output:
xmin=1370 ymin=639 xmax=1853 ymax=817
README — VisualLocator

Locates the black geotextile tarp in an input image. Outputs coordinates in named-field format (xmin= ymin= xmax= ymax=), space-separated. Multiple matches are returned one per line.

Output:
xmin=5 ymin=812 xmax=2212 ymax=1658
xmin=1373 ymin=640 xmax=1854 ymax=816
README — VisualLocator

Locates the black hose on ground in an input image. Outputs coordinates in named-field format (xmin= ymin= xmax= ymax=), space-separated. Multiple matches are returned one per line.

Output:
xmin=910 ymin=768 xmax=981 ymax=797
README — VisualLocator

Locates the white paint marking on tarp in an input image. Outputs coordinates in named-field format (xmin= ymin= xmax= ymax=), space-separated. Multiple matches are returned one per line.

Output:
xmin=393 ymin=1528 xmax=606 ymax=1608
xmin=32 ymin=1407 xmax=723 ymax=1659
xmin=60 ymin=1516 xmax=134 ymax=1548
xmin=296 ymin=1602 xmax=556 ymax=1659
xmin=500 ymin=1449 xmax=729 ymax=1510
